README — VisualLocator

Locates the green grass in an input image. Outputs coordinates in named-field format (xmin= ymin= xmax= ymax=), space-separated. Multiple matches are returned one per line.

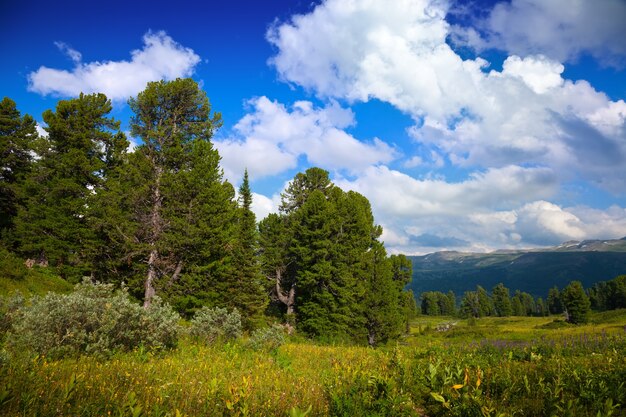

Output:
xmin=2 ymin=311 xmax=625 ymax=416
xmin=0 ymin=267 xmax=73 ymax=297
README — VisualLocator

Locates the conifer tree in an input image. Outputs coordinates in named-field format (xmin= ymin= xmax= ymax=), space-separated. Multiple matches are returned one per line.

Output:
xmin=94 ymin=79 xmax=235 ymax=310
xmin=561 ymin=280 xmax=591 ymax=324
xmin=260 ymin=167 xmax=412 ymax=343
xmin=492 ymin=283 xmax=512 ymax=317
xmin=14 ymin=93 xmax=125 ymax=280
xmin=0 ymin=97 xmax=38 ymax=238
xmin=547 ymin=286 xmax=563 ymax=314
xmin=228 ymin=170 xmax=268 ymax=328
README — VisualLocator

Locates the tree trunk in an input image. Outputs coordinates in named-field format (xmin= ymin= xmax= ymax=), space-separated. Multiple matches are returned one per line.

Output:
xmin=367 ymin=329 xmax=376 ymax=347
xmin=144 ymin=165 xmax=163 ymax=308
xmin=275 ymin=268 xmax=296 ymax=315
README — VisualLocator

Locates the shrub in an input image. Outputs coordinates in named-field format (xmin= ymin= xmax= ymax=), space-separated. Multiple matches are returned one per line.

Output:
xmin=189 ymin=306 xmax=242 ymax=344
xmin=8 ymin=280 xmax=180 ymax=358
xmin=0 ymin=247 xmax=27 ymax=281
xmin=0 ymin=292 xmax=24 ymax=339
xmin=249 ymin=324 xmax=286 ymax=351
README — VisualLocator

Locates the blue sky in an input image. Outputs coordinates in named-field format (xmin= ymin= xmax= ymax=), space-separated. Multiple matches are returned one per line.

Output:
xmin=2 ymin=0 xmax=626 ymax=254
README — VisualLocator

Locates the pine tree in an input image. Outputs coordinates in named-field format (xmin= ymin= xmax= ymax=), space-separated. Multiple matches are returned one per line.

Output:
xmin=547 ymin=286 xmax=563 ymax=314
xmin=0 ymin=97 xmax=38 ymax=237
xmin=94 ymin=79 xmax=235 ymax=310
xmin=492 ymin=283 xmax=512 ymax=317
xmin=561 ymin=281 xmax=591 ymax=324
xmin=364 ymin=241 xmax=403 ymax=346
xmin=259 ymin=213 xmax=295 ymax=316
xmin=14 ymin=93 xmax=124 ymax=280
xmin=228 ymin=170 xmax=268 ymax=328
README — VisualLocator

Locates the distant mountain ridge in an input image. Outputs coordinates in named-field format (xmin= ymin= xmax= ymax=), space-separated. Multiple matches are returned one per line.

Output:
xmin=407 ymin=237 xmax=626 ymax=299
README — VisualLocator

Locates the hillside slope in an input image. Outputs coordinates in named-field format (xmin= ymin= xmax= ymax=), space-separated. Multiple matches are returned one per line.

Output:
xmin=408 ymin=238 xmax=626 ymax=298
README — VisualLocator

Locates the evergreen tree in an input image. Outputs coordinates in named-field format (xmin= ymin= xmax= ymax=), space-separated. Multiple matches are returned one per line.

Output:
xmin=535 ymin=297 xmax=547 ymax=316
xmin=94 ymin=79 xmax=235 ymax=310
xmin=259 ymin=213 xmax=295 ymax=316
xmin=14 ymin=93 xmax=125 ymax=280
xmin=561 ymin=281 xmax=591 ymax=324
xmin=547 ymin=286 xmax=563 ymax=314
xmin=260 ymin=167 xmax=411 ymax=343
xmin=511 ymin=296 xmax=525 ymax=316
xmin=460 ymin=290 xmax=481 ymax=318
xmin=0 ymin=97 xmax=38 ymax=237
xmin=446 ymin=290 xmax=457 ymax=316
xmin=492 ymin=283 xmax=512 ymax=317
xmin=476 ymin=285 xmax=495 ymax=316
xmin=228 ymin=170 xmax=268 ymax=328
xmin=421 ymin=292 xmax=441 ymax=315
xmin=363 ymin=241 xmax=404 ymax=346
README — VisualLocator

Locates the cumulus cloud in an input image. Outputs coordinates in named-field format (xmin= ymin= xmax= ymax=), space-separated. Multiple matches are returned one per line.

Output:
xmin=452 ymin=0 xmax=626 ymax=66
xmin=269 ymin=0 xmax=626 ymax=193
xmin=214 ymin=96 xmax=397 ymax=183
xmin=28 ymin=31 xmax=200 ymax=101
xmin=332 ymin=165 xmax=626 ymax=253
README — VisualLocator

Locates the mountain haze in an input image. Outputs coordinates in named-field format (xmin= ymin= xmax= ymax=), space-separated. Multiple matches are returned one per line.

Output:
xmin=408 ymin=238 xmax=626 ymax=299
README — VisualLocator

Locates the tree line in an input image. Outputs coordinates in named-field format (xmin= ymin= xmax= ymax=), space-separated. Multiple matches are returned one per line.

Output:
xmin=420 ymin=275 xmax=626 ymax=324
xmin=0 ymin=78 xmax=416 ymax=345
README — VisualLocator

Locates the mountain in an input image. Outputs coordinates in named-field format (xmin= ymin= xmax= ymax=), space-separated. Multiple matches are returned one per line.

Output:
xmin=407 ymin=238 xmax=626 ymax=299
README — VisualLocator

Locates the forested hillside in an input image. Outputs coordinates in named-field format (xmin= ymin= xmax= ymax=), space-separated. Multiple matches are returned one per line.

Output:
xmin=0 ymin=79 xmax=415 ymax=345
xmin=408 ymin=239 xmax=626 ymax=298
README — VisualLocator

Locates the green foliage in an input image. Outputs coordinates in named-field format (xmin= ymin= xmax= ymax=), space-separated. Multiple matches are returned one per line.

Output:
xmin=491 ymin=283 xmax=512 ymax=317
xmin=189 ymin=306 xmax=242 ymax=344
xmin=562 ymin=280 xmax=591 ymax=324
xmin=0 ymin=118 xmax=33 ymax=246
xmin=0 ymin=246 xmax=27 ymax=281
xmin=13 ymin=93 xmax=126 ymax=281
xmin=7 ymin=280 xmax=180 ymax=358
xmin=1 ymin=313 xmax=625 ymax=416
xmin=588 ymin=275 xmax=626 ymax=311
xmin=0 ymin=262 xmax=73 ymax=297
xmin=248 ymin=324 xmax=286 ymax=351
xmin=548 ymin=286 xmax=564 ymax=314
xmin=0 ymin=292 xmax=24 ymax=340
xmin=261 ymin=168 xmax=411 ymax=344
xmin=421 ymin=291 xmax=455 ymax=316
xmin=93 ymin=79 xmax=236 ymax=311
xmin=0 ymin=97 xmax=38 ymax=237
xmin=227 ymin=170 xmax=267 ymax=329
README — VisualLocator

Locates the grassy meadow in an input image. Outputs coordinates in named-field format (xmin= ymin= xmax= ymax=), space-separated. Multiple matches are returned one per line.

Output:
xmin=2 ymin=310 xmax=625 ymax=416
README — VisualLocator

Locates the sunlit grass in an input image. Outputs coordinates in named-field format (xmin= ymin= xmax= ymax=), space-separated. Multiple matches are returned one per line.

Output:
xmin=2 ymin=311 xmax=625 ymax=416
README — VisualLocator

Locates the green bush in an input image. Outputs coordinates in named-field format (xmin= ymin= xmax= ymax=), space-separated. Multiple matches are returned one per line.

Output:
xmin=0 ymin=247 xmax=27 ymax=281
xmin=189 ymin=306 xmax=242 ymax=344
xmin=249 ymin=324 xmax=286 ymax=351
xmin=7 ymin=280 xmax=180 ymax=358
xmin=0 ymin=292 xmax=24 ymax=339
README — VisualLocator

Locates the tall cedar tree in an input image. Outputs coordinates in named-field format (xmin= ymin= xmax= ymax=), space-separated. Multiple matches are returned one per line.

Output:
xmin=94 ymin=79 xmax=235 ymax=310
xmin=229 ymin=170 xmax=268 ymax=328
xmin=14 ymin=94 xmax=125 ymax=280
xmin=0 ymin=97 xmax=38 ymax=238
xmin=262 ymin=167 xmax=412 ymax=343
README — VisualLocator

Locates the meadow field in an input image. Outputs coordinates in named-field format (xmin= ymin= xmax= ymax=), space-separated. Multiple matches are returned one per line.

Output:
xmin=2 ymin=310 xmax=625 ymax=416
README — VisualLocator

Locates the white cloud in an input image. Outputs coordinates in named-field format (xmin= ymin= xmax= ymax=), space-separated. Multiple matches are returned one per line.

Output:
xmin=54 ymin=41 xmax=82 ymax=64
xmin=453 ymin=0 xmax=626 ymax=65
xmin=332 ymin=165 xmax=626 ymax=253
xmin=250 ymin=192 xmax=280 ymax=222
xmin=335 ymin=165 xmax=558 ymax=218
xmin=214 ymin=96 xmax=397 ymax=184
xmin=28 ymin=31 xmax=200 ymax=101
xmin=500 ymin=55 xmax=564 ymax=94
xmin=269 ymin=0 xmax=626 ymax=193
